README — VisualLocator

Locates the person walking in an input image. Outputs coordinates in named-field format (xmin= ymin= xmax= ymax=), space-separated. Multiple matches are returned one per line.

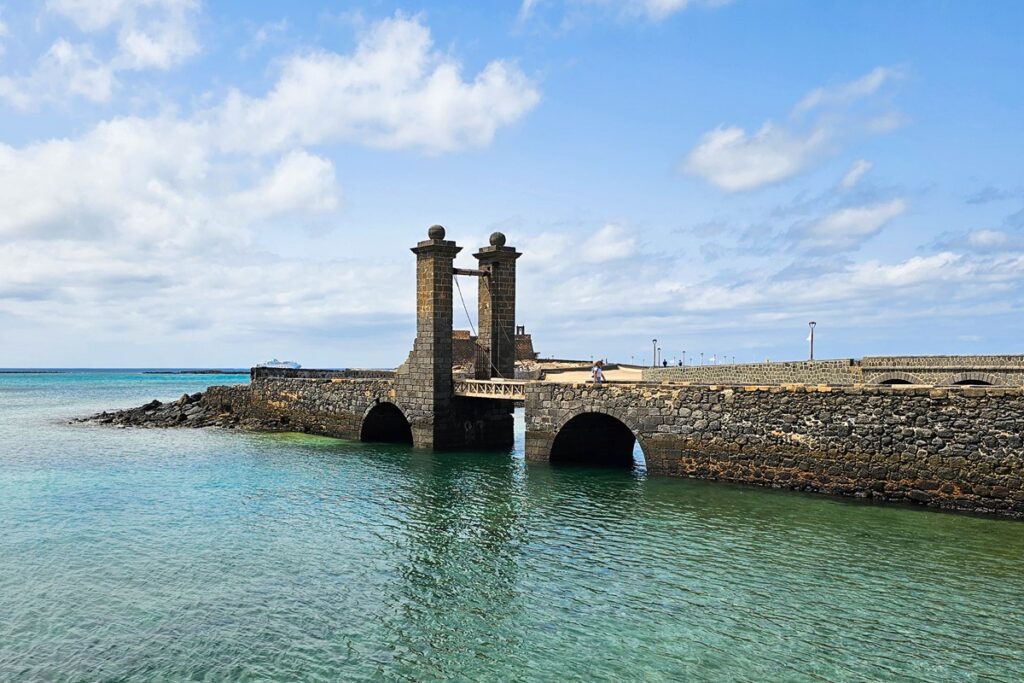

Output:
xmin=592 ymin=360 xmax=605 ymax=385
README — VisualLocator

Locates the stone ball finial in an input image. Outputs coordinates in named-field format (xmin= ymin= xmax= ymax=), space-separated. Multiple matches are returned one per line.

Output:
xmin=427 ymin=225 xmax=446 ymax=240
xmin=489 ymin=231 xmax=507 ymax=247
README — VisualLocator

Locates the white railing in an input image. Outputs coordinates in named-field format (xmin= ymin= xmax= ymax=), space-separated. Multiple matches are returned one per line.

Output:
xmin=454 ymin=379 xmax=527 ymax=400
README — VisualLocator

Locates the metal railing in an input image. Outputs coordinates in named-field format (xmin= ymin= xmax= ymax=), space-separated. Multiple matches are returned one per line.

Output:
xmin=454 ymin=379 xmax=527 ymax=400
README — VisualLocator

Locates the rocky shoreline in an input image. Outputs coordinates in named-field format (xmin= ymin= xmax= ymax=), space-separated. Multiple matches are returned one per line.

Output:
xmin=74 ymin=385 xmax=286 ymax=431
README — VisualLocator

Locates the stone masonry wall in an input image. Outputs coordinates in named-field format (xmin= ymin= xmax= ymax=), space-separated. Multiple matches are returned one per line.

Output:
xmin=248 ymin=377 xmax=397 ymax=439
xmin=642 ymin=360 xmax=861 ymax=385
xmin=860 ymin=356 xmax=1024 ymax=386
xmin=236 ymin=377 xmax=514 ymax=449
xmin=642 ymin=355 xmax=1024 ymax=386
xmin=250 ymin=367 xmax=395 ymax=381
xmin=524 ymin=382 xmax=1024 ymax=516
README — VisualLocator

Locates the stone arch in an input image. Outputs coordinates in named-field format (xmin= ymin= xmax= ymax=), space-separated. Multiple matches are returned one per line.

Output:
xmin=866 ymin=371 xmax=926 ymax=385
xmin=549 ymin=408 xmax=648 ymax=469
xmin=942 ymin=371 xmax=1002 ymax=387
xmin=360 ymin=401 xmax=413 ymax=444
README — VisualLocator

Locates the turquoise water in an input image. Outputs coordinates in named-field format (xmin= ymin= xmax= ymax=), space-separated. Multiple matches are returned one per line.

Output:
xmin=2 ymin=372 xmax=1023 ymax=681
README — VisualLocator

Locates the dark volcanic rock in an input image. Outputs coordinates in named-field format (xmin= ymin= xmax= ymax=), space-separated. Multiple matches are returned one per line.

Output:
xmin=74 ymin=384 xmax=270 ymax=431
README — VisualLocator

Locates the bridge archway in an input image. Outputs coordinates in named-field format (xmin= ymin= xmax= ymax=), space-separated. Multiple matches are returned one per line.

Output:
xmin=360 ymin=401 xmax=413 ymax=445
xmin=944 ymin=372 xmax=1001 ymax=386
xmin=550 ymin=411 xmax=646 ymax=469
xmin=867 ymin=372 xmax=925 ymax=385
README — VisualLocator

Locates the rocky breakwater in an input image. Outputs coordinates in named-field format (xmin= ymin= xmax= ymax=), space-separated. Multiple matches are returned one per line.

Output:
xmin=77 ymin=385 xmax=272 ymax=430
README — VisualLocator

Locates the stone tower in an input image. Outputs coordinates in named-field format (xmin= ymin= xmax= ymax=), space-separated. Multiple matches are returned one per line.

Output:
xmin=474 ymin=232 xmax=521 ymax=380
xmin=395 ymin=225 xmax=462 ymax=448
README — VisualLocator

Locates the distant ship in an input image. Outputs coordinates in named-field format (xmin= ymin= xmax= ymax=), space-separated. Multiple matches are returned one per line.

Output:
xmin=256 ymin=359 xmax=301 ymax=369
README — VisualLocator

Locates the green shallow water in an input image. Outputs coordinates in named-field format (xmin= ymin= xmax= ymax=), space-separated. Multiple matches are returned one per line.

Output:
xmin=1 ymin=372 xmax=1023 ymax=681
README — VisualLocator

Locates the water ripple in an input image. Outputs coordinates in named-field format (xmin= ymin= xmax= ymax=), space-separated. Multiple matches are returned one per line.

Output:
xmin=1 ymin=373 xmax=1023 ymax=681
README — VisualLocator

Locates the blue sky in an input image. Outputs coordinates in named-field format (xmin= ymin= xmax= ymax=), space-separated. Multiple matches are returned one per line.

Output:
xmin=0 ymin=1 xmax=1022 ymax=367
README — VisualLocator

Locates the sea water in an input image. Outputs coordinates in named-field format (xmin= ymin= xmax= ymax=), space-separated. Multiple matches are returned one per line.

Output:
xmin=1 ymin=371 xmax=1022 ymax=681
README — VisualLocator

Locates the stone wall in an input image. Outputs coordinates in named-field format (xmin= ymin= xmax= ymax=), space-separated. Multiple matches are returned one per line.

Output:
xmin=246 ymin=377 xmax=397 ymax=439
xmin=642 ymin=360 xmax=861 ymax=385
xmin=524 ymin=382 xmax=1024 ymax=516
xmin=861 ymin=355 xmax=1024 ymax=386
xmin=250 ymin=367 xmax=395 ymax=381
xmin=243 ymin=377 xmax=514 ymax=449
xmin=642 ymin=355 xmax=1024 ymax=386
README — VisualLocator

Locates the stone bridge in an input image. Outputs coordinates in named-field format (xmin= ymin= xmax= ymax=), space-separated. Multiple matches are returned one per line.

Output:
xmin=521 ymin=381 xmax=1024 ymax=515
xmin=193 ymin=226 xmax=1024 ymax=517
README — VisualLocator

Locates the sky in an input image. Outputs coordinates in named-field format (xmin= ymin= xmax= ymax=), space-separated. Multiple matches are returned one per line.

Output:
xmin=0 ymin=0 xmax=1022 ymax=368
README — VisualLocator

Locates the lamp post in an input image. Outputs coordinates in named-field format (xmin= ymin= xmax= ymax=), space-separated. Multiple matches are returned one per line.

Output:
xmin=700 ymin=352 xmax=704 ymax=366
xmin=682 ymin=350 xmax=686 ymax=367
xmin=652 ymin=339 xmax=657 ymax=368
xmin=657 ymin=347 xmax=662 ymax=366
xmin=808 ymin=321 xmax=817 ymax=361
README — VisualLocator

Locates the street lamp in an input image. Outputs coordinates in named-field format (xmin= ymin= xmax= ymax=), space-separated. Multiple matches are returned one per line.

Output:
xmin=700 ymin=352 xmax=704 ymax=366
xmin=652 ymin=339 xmax=657 ymax=368
xmin=808 ymin=321 xmax=817 ymax=361
xmin=657 ymin=347 xmax=662 ymax=366
xmin=682 ymin=350 xmax=686 ymax=367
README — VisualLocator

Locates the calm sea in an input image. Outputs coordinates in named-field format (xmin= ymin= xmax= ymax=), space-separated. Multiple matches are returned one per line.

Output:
xmin=1 ymin=371 xmax=1022 ymax=681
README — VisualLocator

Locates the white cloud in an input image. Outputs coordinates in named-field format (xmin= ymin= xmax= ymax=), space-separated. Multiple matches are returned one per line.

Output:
xmin=514 ymin=217 xmax=1024 ymax=356
xmin=685 ymin=66 xmax=902 ymax=192
xmin=840 ymin=159 xmax=872 ymax=188
xmin=934 ymin=228 xmax=1024 ymax=254
xmin=0 ymin=14 xmax=535 ymax=249
xmin=0 ymin=18 xmax=8 ymax=57
xmin=684 ymin=123 xmax=830 ymax=192
xmin=798 ymin=198 xmax=907 ymax=251
xmin=241 ymin=19 xmax=288 ymax=58
xmin=580 ymin=223 xmax=637 ymax=263
xmin=794 ymin=66 xmax=903 ymax=114
xmin=845 ymin=252 xmax=960 ymax=289
xmin=47 ymin=0 xmax=149 ymax=32
xmin=212 ymin=15 xmax=539 ymax=155
xmin=633 ymin=0 xmax=720 ymax=20
xmin=519 ymin=0 xmax=541 ymax=19
xmin=967 ymin=229 xmax=1012 ymax=249
xmin=0 ymin=13 xmax=544 ymax=364
xmin=0 ymin=116 xmax=241 ymax=248
xmin=0 ymin=0 xmax=200 ymax=108
xmin=229 ymin=150 xmax=339 ymax=222
xmin=521 ymin=0 xmax=730 ymax=22
xmin=0 ymin=39 xmax=115 ymax=109
xmin=47 ymin=0 xmax=200 ymax=70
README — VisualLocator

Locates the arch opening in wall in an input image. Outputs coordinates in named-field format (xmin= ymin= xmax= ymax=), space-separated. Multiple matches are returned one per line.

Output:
xmin=550 ymin=412 xmax=644 ymax=470
xmin=360 ymin=402 xmax=413 ymax=445
xmin=868 ymin=371 xmax=925 ymax=385
xmin=944 ymin=372 xmax=1001 ymax=387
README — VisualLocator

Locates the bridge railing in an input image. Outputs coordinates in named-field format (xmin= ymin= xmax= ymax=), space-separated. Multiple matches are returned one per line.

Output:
xmin=454 ymin=379 xmax=527 ymax=400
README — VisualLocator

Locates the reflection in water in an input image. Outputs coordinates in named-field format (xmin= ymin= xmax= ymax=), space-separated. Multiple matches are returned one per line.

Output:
xmin=1 ymin=376 xmax=1023 ymax=681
